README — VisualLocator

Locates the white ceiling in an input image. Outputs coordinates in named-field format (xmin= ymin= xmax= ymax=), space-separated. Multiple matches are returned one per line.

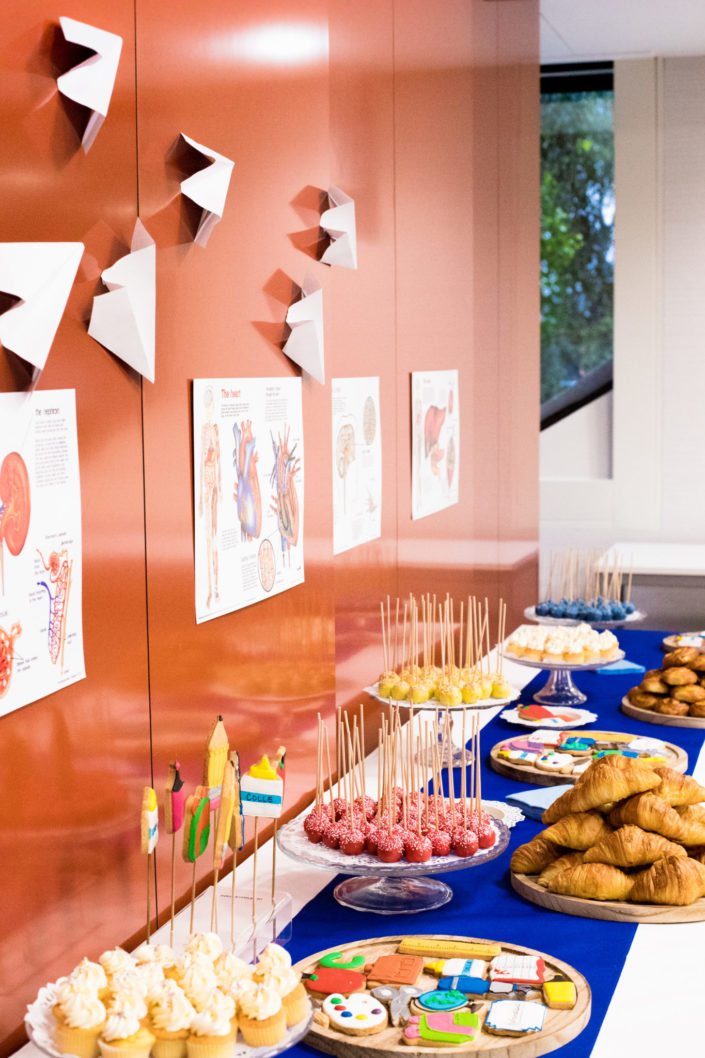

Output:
xmin=541 ymin=0 xmax=705 ymax=64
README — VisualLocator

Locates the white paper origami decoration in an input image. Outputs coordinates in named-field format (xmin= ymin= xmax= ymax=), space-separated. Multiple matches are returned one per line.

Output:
xmin=320 ymin=185 xmax=357 ymax=269
xmin=56 ymin=17 xmax=123 ymax=152
xmin=283 ymin=274 xmax=325 ymax=385
xmin=179 ymin=133 xmax=235 ymax=246
xmin=88 ymin=220 xmax=156 ymax=382
xmin=0 ymin=242 xmax=84 ymax=371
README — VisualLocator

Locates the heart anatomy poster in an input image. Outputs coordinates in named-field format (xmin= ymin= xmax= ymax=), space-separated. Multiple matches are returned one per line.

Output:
xmin=193 ymin=377 xmax=304 ymax=623
xmin=0 ymin=389 xmax=85 ymax=717
xmin=411 ymin=369 xmax=459 ymax=520
xmin=332 ymin=377 xmax=382 ymax=555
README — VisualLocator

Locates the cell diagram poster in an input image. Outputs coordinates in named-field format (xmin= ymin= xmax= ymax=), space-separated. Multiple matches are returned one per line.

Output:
xmin=332 ymin=377 xmax=382 ymax=555
xmin=193 ymin=377 xmax=305 ymax=623
xmin=411 ymin=369 xmax=459 ymax=520
xmin=0 ymin=389 xmax=85 ymax=717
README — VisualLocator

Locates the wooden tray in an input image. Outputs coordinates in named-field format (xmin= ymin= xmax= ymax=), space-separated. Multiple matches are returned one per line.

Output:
xmin=511 ymin=871 xmax=705 ymax=923
xmin=622 ymin=697 xmax=705 ymax=729
xmin=489 ymin=730 xmax=688 ymax=787
xmin=295 ymin=933 xmax=591 ymax=1058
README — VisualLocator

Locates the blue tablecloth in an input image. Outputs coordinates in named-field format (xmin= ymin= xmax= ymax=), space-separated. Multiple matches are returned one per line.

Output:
xmin=284 ymin=629 xmax=704 ymax=1057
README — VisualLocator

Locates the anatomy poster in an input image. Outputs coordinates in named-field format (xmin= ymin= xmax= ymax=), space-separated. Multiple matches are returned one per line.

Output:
xmin=411 ymin=369 xmax=459 ymax=520
xmin=0 ymin=389 xmax=85 ymax=717
xmin=332 ymin=377 xmax=381 ymax=554
xmin=193 ymin=378 xmax=304 ymax=623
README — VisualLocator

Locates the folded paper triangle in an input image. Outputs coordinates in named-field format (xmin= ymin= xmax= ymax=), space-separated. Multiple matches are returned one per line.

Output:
xmin=88 ymin=219 xmax=156 ymax=382
xmin=57 ymin=17 xmax=123 ymax=152
xmin=0 ymin=242 xmax=84 ymax=371
xmin=320 ymin=185 xmax=357 ymax=269
xmin=283 ymin=275 xmax=325 ymax=385
xmin=179 ymin=133 xmax=235 ymax=246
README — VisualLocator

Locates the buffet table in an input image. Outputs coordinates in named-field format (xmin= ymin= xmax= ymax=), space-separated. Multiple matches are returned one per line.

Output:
xmin=16 ymin=630 xmax=705 ymax=1058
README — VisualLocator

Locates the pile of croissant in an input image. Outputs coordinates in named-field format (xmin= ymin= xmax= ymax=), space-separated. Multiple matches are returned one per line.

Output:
xmin=510 ymin=755 xmax=705 ymax=904
xmin=626 ymin=646 xmax=705 ymax=717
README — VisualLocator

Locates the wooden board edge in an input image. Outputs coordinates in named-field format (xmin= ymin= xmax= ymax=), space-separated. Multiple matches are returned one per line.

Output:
xmin=511 ymin=871 xmax=705 ymax=923
xmin=621 ymin=699 xmax=705 ymax=729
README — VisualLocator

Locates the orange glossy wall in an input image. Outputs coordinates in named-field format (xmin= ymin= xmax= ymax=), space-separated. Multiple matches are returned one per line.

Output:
xmin=0 ymin=1 xmax=538 ymax=1052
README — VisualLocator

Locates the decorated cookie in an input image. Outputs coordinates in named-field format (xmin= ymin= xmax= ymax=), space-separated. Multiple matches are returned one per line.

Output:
xmin=505 ymin=750 xmax=539 ymax=766
xmin=490 ymin=954 xmax=545 ymax=985
xmin=507 ymin=738 xmax=545 ymax=753
xmin=627 ymin=737 xmax=666 ymax=754
xmin=517 ymin=704 xmax=554 ymax=721
xmin=485 ymin=999 xmax=547 ymax=1036
xmin=412 ymin=989 xmax=468 ymax=1013
xmin=543 ymin=976 xmax=577 ymax=1010
xmin=303 ymin=966 xmax=367 ymax=997
xmin=319 ymin=951 xmax=366 ymax=971
xmin=366 ymin=954 xmax=424 ymax=987
xmin=321 ymin=992 xmax=388 ymax=1036
xmin=535 ymin=752 xmax=575 ymax=774
xmin=560 ymin=736 xmax=595 ymax=755
xmin=401 ymin=938 xmax=500 ymax=960
xmin=438 ymin=975 xmax=489 ymax=996
xmin=426 ymin=958 xmax=487 ymax=978
xmin=403 ymin=1010 xmax=480 ymax=1048
xmin=370 ymin=985 xmax=424 ymax=1025
xmin=531 ymin=729 xmax=563 ymax=745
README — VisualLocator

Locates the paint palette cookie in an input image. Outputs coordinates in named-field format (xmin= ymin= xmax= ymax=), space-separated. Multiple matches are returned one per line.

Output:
xmin=297 ymin=934 xmax=590 ymax=1055
xmin=321 ymin=993 xmax=388 ymax=1035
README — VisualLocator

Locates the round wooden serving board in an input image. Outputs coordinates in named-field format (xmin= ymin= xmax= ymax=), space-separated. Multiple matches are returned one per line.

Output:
xmin=295 ymin=933 xmax=591 ymax=1058
xmin=511 ymin=871 xmax=705 ymax=923
xmin=489 ymin=730 xmax=688 ymax=787
xmin=621 ymin=697 xmax=705 ymax=729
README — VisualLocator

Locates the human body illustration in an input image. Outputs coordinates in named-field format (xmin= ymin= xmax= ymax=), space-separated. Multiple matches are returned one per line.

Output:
xmin=198 ymin=388 xmax=222 ymax=608
xmin=335 ymin=422 xmax=355 ymax=514
xmin=0 ymin=620 xmax=21 ymax=697
xmin=233 ymin=419 xmax=262 ymax=541
xmin=424 ymin=405 xmax=447 ymax=476
xmin=37 ymin=548 xmax=72 ymax=669
xmin=270 ymin=426 xmax=300 ymax=565
xmin=0 ymin=451 xmax=31 ymax=594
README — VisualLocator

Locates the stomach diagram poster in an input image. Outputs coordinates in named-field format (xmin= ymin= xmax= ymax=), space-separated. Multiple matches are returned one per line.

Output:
xmin=0 ymin=389 xmax=85 ymax=717
xmin=332 ymin=377 xmax=382 ymax=555
xmin=193 ymin=378 xmax=304 ymax=623
xmin=411 ymin=369 xmax=459 ymax=520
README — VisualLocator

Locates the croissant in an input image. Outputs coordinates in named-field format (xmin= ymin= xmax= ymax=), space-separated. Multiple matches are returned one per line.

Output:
xmin=630 ymin=855 xmax=705 ymax=905
xmin=655 ymin=698 xmax=690 ymax=717
xmin=541 ymin=757 xmax=660 ymax=824
xmin=583 ymin=824 xmax=687 ymax=867
xmin=510 ymin=835 xmax=563 ymax=874
xmin=673 ymin=804 xmax=705 ymax=845
xmin=537 ymin=851 xmax=585 ymax=888
xmin=607 ymin=793 xmax=685 ymax=840
xmin=541 ymin=811 xmax=613 ymax=851
xmin=652 ymin=766 xmax=705 ymax=806
xmin=547 ymin=862 xmax=634 ymax=901
xmin=662 ymin=666 xmax=698 ymax=686
xmin=663 ymin=647 xmax=701 ymax=667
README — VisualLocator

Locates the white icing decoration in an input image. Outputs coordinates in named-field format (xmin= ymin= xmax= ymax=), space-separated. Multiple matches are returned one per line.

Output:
xmin=486 ymin=1000 xmax=547 ymax=1033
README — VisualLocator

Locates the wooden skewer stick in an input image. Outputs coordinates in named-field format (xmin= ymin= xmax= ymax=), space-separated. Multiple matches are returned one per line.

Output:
xmin=189 ymin=860 xmax=197 ymax=934
xmin=461 ymin=708 xmax=467 ymax=827
xmin=251 ymin=818 xmax=259 ymax=922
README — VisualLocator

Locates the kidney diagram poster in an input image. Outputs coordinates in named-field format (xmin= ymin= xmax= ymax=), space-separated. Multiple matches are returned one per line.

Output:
xmin=332 ymin=377 xmax=382 ymax=555
xmin=411 ymin=369 xmax=459 ymax=520
xmin=0 ymin=389 xmax=85 ymax=717
xmin=193 ymin=378 xmax=304 ymax=623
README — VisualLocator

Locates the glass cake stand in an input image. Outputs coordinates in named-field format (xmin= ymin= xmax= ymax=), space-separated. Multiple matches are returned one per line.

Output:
xmin=524 ymin=606 xmax=646 ymax=630
xmin=26 ymin=984 xmax=313 ymax=1058
xmin=503 ymin=650 xmax=625 ymax=707
xmin=364 ymin=685 xmax=520 ymax=766
xmin=276 ymin=814 xmax=510 ymax=915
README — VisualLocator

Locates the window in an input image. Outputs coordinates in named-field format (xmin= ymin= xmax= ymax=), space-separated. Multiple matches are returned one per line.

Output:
xmin=540 ymin=63 xmax=614 ymax=427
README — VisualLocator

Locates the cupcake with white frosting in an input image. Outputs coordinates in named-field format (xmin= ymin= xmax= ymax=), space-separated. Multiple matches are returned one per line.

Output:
xmin=148 ymin=980 xmax=196 ymax=1058
xmin=236 ymin=983 xmax=286 ymax=1047
xmin=53 ymin=990 xmax=107 ymax=1058
xmin=98 ymin=1009 xmax=155 ymax=1058
xmin=185 ymin=990 xmax=236 ymax=1058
